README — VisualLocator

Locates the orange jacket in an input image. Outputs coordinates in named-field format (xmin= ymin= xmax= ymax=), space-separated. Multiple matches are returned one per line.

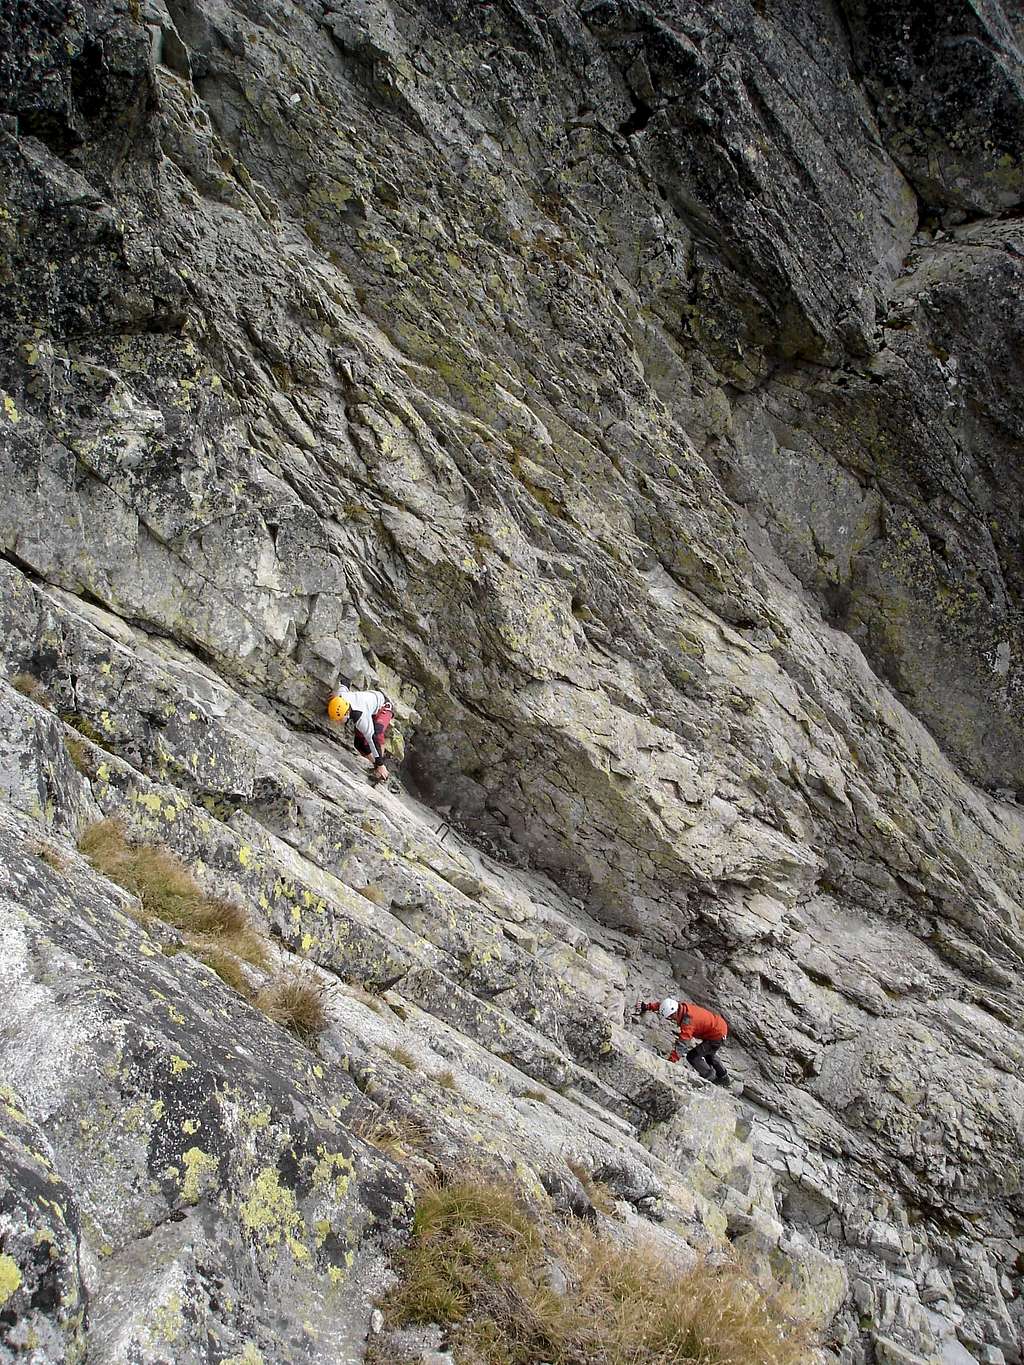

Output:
xmin=644 ymin=1002 xmax=728 ymax=1043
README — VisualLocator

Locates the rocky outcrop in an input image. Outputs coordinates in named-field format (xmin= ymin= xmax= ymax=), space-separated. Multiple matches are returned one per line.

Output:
xmin=1 ymin=2 xmax=1023 ymax=1362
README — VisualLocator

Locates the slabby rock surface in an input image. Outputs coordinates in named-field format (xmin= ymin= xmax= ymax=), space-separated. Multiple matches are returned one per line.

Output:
xmin=0 ymin=1 xmax=1022 ymax=1362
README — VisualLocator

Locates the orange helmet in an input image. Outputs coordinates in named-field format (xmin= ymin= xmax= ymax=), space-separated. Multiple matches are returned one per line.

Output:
xmin=327 ymin=695 xmax=350 ymax=723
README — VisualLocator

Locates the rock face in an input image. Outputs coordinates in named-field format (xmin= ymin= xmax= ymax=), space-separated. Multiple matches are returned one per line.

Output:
xmin=1 ymin=2 xmax=1023 ymax=1363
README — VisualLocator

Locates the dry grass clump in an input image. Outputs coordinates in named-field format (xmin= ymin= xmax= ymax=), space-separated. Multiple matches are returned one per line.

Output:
xmin=254 ymin=969 xmax=329 ymax=1043
xmin=64 ymin=733 xmax=94 ymax=776
xmin=557 ymin=1236 xmax=814 ymax=1365
xmin=567 ymin=1160 xmax=617 ymax=1217
xmin=79 ymin=818 xmax=337 ymax=1050
xmin=387 ymin=1044 xmax=419 ymax=1071
xmin=352 ymin=1106 xmax=431 ymax=1158
xmin=10 ymin=672 xmax=51 ymax=707
xmin=435 ymin=1069 xmax=458 ymax=1092
xmin=382 ymin=1177 xmax=540 ymax=1335
xmin=519 ymin=1087 xmax=551 ymax=1105
xmin=27 ymin=840 xmax=67 ymax=872
xmin=191 ymin=941 xmax=257 ymax=997
xmin=78 ymin=818 xmax=270 ymax=994
xmin=216 ymin=925 xmax=270 ymax=969
xmin=79 ymin=819 xmax=252 ymax=938
xmin=371 ymin=1175 xmax=815 ymax=1365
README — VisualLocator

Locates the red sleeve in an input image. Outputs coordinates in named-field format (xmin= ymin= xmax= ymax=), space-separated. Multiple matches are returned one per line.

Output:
xmin=676 ymin=1018 xmax=696 ymax=1041
xmin=643 ymin=1001 xmax=660 ymax=1013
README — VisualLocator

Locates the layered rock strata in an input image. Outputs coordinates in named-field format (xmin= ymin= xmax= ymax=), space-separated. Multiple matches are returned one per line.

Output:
xmin=1 ymin=1 xmax=1023 ymax=1362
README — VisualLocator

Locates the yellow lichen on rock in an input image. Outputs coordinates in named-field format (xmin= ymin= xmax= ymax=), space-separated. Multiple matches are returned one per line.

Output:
xmin=222 ymin=1346 xmax=264 ymax=1365
xmin=239 ymin=1166 xmax=311 ymax=1263
xmin=0 ymin=1254 xmax=22 ymax=1307
xmin=312 ymin=1148 xmax=354 ymax=1200
xmin=180 ymin=1147 xmax=219 ymax=1203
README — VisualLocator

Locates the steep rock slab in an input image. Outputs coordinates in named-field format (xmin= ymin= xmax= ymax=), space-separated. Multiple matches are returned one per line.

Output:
xmin=2 ymin=0 xmax=1024 ymax=1360
xmin=2 ymin=556 xmax=1022 ymax=1361
xmin=0 ymin=805 xmax=412 ymax=1364
xmin=841 ymin=0 xmax=1024 ymax=215
xmin=725 ymin=218 xmax=1024 ymax=790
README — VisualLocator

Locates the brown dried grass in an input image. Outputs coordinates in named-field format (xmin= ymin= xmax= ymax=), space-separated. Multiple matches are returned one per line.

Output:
xmin=78 ymin=819 xmax=250 ymax=939
xmin=371 ymin=1175 xmax=817 ymax=1365
xmin=567 ymin=1159 xmax=617 ymax=1216
xmin=78 ymin=819 xmax=271 ymax=998
xmin=352 ymin=1106 xmax=431 ymax=1159
xmin=64 ymin=733 xmax=94 ymax=776
xmin=254 ymin=968 xmax=329 ymax=1043
xmin=10 ymin=672 xmax=51 ymax=708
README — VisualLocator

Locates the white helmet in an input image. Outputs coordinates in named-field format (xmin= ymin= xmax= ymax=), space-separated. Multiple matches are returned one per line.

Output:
xmin=658 ymin=998 xmax=680 ymax=1019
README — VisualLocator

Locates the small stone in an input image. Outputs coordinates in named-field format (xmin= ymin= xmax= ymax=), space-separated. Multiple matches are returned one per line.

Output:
xmin=370 ymin=1309 xmax=384 ymax=1334
xmin=867 ymin=1220 xmax=905 ymax=1264
xmin=544 ymin=1258 xmax=570 ymax=1298
xmin=979 ymin=1349 xmax=1006 ymax=1365
xmin=873 ymin=1335 xmax=931 ymax=1365
xmin=920 ymin=1267 xmax=950 ymax=1304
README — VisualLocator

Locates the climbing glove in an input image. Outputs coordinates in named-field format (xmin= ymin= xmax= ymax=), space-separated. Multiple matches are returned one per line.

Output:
xmin=668 ymin=1050 xmax=680 ymax=1064
xmin=630 ymin=999 xmax=646 ymax=1022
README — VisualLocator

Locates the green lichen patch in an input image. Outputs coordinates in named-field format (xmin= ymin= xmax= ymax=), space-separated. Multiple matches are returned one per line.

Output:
xmin=239 ymin=1166 xmax=312 ymax=1264
xmin=0 ymin=1254 xmax=22 ymax=1308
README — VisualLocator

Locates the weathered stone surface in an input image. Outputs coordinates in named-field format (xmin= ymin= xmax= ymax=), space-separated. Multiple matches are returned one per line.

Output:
xmin=1 ymin=0 xmax=1024 ymax=1360
xmin=840 ymin=0 xmax=1024 ymax=216
xmin=0 ymin=1086 xmax=87 ymax=1364
xmin=0 ymin=801 xmax=413 ymax=1363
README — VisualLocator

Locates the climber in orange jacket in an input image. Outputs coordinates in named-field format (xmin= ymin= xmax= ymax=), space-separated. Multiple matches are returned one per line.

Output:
xmin=633 ymin=997 xmax=730 ymax=1085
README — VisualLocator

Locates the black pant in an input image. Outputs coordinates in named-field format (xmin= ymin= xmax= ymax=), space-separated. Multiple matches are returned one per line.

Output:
xmin=687 ymin=1039 xmax=728 ymax=1085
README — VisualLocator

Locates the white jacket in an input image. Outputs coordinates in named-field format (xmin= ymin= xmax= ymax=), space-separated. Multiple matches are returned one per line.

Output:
xmin=334 ymin=688 xmax=390 ymax=762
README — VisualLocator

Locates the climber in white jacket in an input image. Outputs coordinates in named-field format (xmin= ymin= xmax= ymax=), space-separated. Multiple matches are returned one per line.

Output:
xmin=327 ymin=688 xmax=393 ymax=782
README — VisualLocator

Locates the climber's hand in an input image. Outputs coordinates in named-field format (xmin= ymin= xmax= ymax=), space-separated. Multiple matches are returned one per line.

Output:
xmin=667 ymin=1050 xmax=680 ymax=1064
xmin=630 ymin=999 xmax=644 ymax=1022
xmin=372 ymin=764 xmax=389 ymax=783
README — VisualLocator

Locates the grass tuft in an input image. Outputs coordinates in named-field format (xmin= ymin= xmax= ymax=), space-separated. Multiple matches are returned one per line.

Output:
xmin=78 ymin=819 xmax=250 ymax=938
xmin=27 ymin=840 xmax=67 ymax=872
xmin=255 ymin=969 xmax=329 ymax=1043
xmin=191 ymin=939 xmax=256 ymax=997
xmin=352 ymin=1106 xmax=431 ymax=1158
xmin=518 ymin=1088 xmax=550 ymax=1105
xmin=567 ymin=1159 xmax=617 ymax=1216
xmin=10 ymin=672 xmax=51 ymax=708
xmin=387 ymin=1044 xmax=418 ymax=1071
xmin=64 ymin=714 xmax=109 ymax=748
xmin=219 ymin=926 xmax=271 ymax=971
xmin=370 ymin=1174 xmax=816 ymax=1365
xmin=64 ymin=734 xmax=94 ymax=776
xmin=78 ymin=817 xmax=271 ymax=998
xmin=435 ymin=1069 xmax=458 ymax=1092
